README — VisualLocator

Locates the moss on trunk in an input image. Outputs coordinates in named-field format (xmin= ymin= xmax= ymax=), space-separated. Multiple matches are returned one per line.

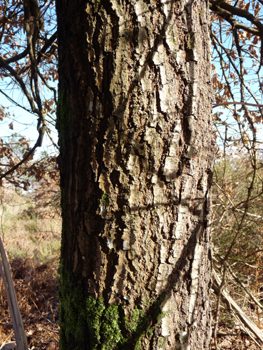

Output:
xmin=59 ymin=263 xmax=88 ymax=350
xmin=59 ymin=262 xmax=166 ymax=350
xmin=56 ymin=0 xmax=215 ymax=348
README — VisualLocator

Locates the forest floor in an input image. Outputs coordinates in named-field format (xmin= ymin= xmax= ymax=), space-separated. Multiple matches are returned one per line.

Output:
xmin=0 ymin=190 xmax=262 ymax=349
xmin=0 ymin=188 xmax=60 ymax=349
xmin=211 ymin=324 xmax=262 ymax=350
xmin=0 ymin=257 xmax=262 ymax=350
xmin=0 ymin=257 xmax=59 ymax=350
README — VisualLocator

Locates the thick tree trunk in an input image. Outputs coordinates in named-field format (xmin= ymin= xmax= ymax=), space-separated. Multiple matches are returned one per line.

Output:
xmin=56 ymin=0 xmax=216 ymax=349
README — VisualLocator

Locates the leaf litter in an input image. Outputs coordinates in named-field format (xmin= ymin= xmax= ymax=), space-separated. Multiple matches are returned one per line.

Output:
xmin=0 ymin=257 xmax=59 ymax=350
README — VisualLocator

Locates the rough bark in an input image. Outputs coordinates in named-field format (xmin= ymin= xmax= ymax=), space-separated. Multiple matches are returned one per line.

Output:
xmin=56 ymin=0 xmax=216 ymax=349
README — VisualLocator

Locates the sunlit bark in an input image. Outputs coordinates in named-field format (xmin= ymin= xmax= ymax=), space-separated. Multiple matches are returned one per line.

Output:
xmin=56 ymin=0 xmax=216 ymax=349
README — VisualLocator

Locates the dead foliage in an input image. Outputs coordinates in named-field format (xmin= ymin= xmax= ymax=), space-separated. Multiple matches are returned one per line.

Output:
xmin=0 ymin=257 xmax=59 ymax=350
xmin=211 ymin=325 xmax=262 ymax=350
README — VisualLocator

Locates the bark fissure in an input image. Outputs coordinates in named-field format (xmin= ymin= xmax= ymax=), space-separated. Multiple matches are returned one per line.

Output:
xmin=57 ymin=0 xmax=215 ymax=348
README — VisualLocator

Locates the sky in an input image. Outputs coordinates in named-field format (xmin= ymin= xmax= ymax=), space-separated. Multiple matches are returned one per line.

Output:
xmin=0 ymin=85 xmax=58 ymax=158
xmin=211 ymin=7 xmax=263 ymax=150
xmin=0 ymin=0 xmax=58 ymax=160
xmin=1 ymin=2 xmax=263 ymax=161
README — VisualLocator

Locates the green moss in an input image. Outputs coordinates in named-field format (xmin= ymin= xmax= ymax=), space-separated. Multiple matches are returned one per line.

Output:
xmin=59 ymin=263 xmax=88 ymax=350
xmin=59 ymin=264 xmax=167 ymax=350
xmin=124 ymin=306 xmax=150 ymax=349
xmin=86 ymin=297 xmax=125 ymax=349
xmin=199 ymin=7 xmax=205 ymax=16
xmin=125 ymin=294 xmax=167 ymax=349
xmin=125 ymin=307 xmax=146 ymax=333
xmin=101 ymin=193 xmax=109 ymax=206
xmin=157 ymin=336 xmax=167 ymax=349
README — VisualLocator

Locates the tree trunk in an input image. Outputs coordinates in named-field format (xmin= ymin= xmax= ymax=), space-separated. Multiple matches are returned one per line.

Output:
xmin=56 ymin=0 xmax=216 ymax=349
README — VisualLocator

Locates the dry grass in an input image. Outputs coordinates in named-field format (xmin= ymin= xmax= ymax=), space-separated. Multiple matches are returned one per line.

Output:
xmin=0 ymin=187 xmax=61 ymax=349
xmin=0 ymin=188 xmax=61 ymax=263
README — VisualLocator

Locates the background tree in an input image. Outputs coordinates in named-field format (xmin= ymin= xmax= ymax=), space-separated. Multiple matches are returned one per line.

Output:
xmin=210 ymin=1 xmax=263 ymax=347
xmin=0 ymin=0 xmax=58 ymax=188
xmin=56 ymin=0 xmax=215 ymax=349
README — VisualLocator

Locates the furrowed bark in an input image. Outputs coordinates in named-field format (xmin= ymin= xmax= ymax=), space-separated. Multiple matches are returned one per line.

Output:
xmin=56 ymin=0 xmax=216 ymax=349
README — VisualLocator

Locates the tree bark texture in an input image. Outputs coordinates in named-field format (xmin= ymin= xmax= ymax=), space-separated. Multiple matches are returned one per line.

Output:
xmin=56 ymin=0 xmax=216 ymax=349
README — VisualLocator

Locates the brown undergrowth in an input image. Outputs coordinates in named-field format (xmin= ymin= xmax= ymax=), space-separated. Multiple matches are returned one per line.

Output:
xmin=0 ymin=185 xmax=61 ymax=349
xmin=0 ymin=257 xmax=59 ymax=350
xmin=0 ymin=256 xmax=261 ymax=350
xmin=210 ymin=325 xmax=261 ymax=350
xmin=0 ymin=164 xmax=262 ymax=349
